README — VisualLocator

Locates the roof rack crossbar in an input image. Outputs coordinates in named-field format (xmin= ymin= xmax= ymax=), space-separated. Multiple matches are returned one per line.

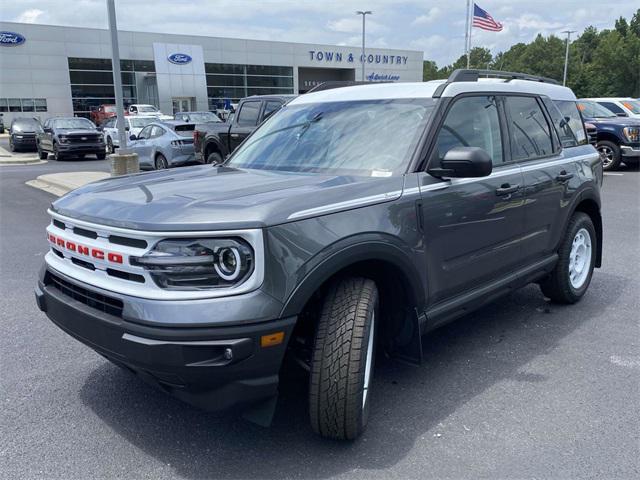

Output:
xmin=433 ymin=68 xmax=560 ymax=98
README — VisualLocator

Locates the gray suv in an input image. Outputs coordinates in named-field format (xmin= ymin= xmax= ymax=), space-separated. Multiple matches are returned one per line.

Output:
xmin=35 ymin=70 xmax=603 ymax=440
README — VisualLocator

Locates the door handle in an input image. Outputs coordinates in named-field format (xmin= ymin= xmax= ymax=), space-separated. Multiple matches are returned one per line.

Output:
xmin=556 ymin=170 xmax=574 ymax=182
xmin=230 ymin=133 xmax=240 ymax=138
xmin=495 ymin=184 xmax=520 ymax=196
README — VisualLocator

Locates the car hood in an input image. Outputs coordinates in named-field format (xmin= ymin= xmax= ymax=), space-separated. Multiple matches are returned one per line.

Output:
xmin=54 ymin=129 xmax=100 ymax=135
xmin=584 ymin=116 xmax=640 ymax=126
xmin=51 ymin=166 xmax=404 ymax=231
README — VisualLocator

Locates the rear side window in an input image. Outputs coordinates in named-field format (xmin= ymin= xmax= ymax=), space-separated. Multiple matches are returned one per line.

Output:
xmin=151 ymin=126 xmax=165 ymax=138
xmin=554 ymin=101 xmax=587 ymax=146
xmin=236 ymin=101 xmax=261 ymax=126
xmin=597 ymin=101 xmax=624 ymax=115
xmin=542 ymin=98 xmax=578 ymax=148
xmin=433 ymin=95 xmax=504 ymax=165
xmin=505 ymin=96 xmax=553 ymax=160
xmin=262 ymin=101 xmax=283 ymax=121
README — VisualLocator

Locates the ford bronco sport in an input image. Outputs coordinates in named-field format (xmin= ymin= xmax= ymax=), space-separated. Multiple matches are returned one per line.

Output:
xmin=36 ymin=70 xmax=603 ymax=440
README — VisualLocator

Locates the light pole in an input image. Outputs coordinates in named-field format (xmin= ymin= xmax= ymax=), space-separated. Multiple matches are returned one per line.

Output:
xmin=356 ymin=11 xmax=372 ymax=82
xmin=562 ymin=30 xmax=576 ymax=86
xmin=107 ymin=0 xmax=127 ymax=153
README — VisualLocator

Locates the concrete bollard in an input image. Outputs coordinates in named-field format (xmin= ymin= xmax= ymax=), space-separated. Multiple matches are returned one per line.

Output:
xmin=109 ymin=153 xmax=139 ymax=176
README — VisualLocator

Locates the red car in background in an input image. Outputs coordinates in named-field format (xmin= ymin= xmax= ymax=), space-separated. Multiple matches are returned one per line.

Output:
xmin=90 ymin=104 xmax=117 ymax=125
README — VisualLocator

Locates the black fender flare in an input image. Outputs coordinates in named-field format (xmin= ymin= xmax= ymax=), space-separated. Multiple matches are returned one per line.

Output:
xmin=572 ymin=186 xmax=603 ymax=267
xmin=204 ymin=137 xmax=227 ymax=158
xmin=279 ymin=234 xmax=425 ymax=319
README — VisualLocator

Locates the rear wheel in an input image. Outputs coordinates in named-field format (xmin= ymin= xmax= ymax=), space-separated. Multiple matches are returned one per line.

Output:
xmin=207 ymin=151 xmax=223 ymax=165
xmin=597 ymin=140 xmax=621 ymax=171
xmin=309 ymin=277 xmax=378 ymax=440
xmin=540 ymin=212 xmax=596 ymax=304
xmin=37 ymin=143 xmax=48 ymax=160
xmin=155 ymin=153 xmax=169 ymax=170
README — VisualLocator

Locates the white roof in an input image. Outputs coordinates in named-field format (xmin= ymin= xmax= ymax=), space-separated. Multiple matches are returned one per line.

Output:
xmin=583 ymin=97 xmax=636 ymax=102
xmin=289 ymin=77 xmax=577 ymax=106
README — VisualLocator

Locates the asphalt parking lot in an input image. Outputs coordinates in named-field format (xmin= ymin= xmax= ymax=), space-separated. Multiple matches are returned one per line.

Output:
xmin=1 ymin=154 xmax=638 ymax=479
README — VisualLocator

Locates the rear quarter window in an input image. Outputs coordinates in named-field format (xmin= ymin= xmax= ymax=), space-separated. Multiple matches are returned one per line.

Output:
xmin=553 ymin=100 xmax=587 ymax=146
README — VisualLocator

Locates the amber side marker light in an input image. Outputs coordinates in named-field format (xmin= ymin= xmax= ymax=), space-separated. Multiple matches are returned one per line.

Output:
xmin=261 ymin=331 xmax=285 ymax=347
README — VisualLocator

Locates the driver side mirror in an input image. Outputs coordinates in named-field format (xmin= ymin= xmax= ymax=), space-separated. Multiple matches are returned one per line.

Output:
xmin=428 ymin=147 xmax=493 ymax=178
xmin=43 ymin=127 xmax=52 ymax=133
xmin=129 ymin=134 xmax=137 ymax=141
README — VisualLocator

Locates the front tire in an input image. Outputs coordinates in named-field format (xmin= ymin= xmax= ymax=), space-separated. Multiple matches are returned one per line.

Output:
xmin=37 ymin=144 xmax=48 ymax=160
xmin=106 ymin=136 xmax=114 ymax=154
xmin=96 ymin=152 xmax=106 ymax=160
xmin=597 ymin=140 xmax=621 ymax=171
xmin=540 ymin=212 xmax=596 ymax=304
xmin=53 ymin=143 xmax=64 ymax=161
xmin=309 ymin=277 xmax=378 ymax=440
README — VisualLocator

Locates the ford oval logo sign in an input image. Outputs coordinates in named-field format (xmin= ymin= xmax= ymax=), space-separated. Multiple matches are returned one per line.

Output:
xmin=168 ymin=53 xmax=192 ymax=65
xmin=0 ymin=31 xmax=26 ymax=47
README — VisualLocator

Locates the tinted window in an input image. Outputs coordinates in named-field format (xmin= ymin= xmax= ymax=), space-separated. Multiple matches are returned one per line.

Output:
xmin=262 ymin=101 xmax=283 ymax=121
xmin=52 ymin=118 xmax=95 ymax=129
xmin=434 ymin=95 xmax=503 ymax=165
xmin=553 ymin=100 xmax=587 ymax=146
xmin=598 ymin=102 xmax=624 ymax=114
xmin=577 ymin=101 xmax=616 ymax=118
xmin=236 ymin=101 xmax=261 ymax=126
xmin=505 ymin=96 xmax=553 ymax=160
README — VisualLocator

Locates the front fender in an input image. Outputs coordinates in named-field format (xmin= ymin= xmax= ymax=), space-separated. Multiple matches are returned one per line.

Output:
xmin=278 ymin=233 xmax=425 ymax=318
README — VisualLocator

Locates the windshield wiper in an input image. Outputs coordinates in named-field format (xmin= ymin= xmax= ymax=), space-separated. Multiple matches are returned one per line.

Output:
xmin=239 ymin=112 xmax=324 ymax=151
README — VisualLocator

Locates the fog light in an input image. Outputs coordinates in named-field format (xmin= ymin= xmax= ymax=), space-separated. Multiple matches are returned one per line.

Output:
xmin=223 ymin=348 xmax=233 ymax=360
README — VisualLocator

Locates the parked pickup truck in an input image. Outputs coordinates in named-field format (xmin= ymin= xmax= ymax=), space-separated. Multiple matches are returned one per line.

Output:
xmin=193 ymin=95 xmax=295 ymax=164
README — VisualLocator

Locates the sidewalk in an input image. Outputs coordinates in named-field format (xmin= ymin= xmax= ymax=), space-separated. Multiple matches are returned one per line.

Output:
xmin=0 ymin=144 xmax=44 ymax=165
xmin=26 ymin=171 xmax=109 ymax=197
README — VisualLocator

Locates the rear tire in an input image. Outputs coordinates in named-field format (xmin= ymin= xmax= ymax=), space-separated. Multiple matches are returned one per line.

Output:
xmin=540 ymin=212 xmax=596 ymax=304
xmin=207 ymin=151 xmax=223 ymax=165
xmin=155 ymin=153 xmax=169 ymax=170
xmin=597 ymin=140 xmax=621 ymax=171
xmin=309 ymin=277 xmax=378 ymax=440
xmin=37 ymin=144 xmax=48 ymax=160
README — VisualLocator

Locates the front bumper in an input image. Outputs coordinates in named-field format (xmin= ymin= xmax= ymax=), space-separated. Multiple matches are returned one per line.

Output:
xmin=11 ymin=135 xmax=37 ymax=148
xmin=57 ymin=142 xmax=105 ymax=154
xmin=621 ymin=144 xmax=640 ymax=157
xmin=35 ymin=269 xmax=296 ymax=412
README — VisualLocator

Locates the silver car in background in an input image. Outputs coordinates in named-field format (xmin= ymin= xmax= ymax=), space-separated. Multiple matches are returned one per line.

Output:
xmin=101 ymin=116 xmax=157 ymax=153
xmin=128 ymin=121 xmax=201 ymax=170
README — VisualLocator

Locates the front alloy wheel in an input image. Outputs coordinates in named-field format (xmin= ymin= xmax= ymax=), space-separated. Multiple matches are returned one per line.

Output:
xmin=596 ymin=141 xmax=621 ymax=171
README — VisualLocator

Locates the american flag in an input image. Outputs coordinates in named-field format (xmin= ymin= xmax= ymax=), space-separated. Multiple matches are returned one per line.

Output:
xmin=472 ymin=3 xmax=503 ymax=32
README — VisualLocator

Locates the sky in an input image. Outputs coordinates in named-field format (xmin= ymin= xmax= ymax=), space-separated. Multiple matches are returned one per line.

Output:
xmin=0 ymin=0 xmax=638 ymax=67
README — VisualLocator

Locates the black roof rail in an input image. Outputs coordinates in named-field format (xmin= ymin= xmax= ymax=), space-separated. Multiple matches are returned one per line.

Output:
xmin=305 ymin=80 xmax=381 ymax=93
xmin=433 ymin=68 xmax=560 ymax=98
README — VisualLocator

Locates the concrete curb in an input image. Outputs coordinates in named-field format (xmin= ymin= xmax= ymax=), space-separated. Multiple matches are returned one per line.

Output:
xmin=26 ymin=171 xmax=110 ymax=197
xmin=0 ymin=157 xmax=47 ymax=165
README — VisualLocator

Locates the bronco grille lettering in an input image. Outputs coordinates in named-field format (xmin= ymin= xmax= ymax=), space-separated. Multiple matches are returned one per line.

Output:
xmin=47 ymin=232 xmax=124 ymax=265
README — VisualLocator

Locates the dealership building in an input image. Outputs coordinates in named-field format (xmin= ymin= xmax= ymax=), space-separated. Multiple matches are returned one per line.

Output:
xmin=0 ymin=21 xmax=423 ymax=122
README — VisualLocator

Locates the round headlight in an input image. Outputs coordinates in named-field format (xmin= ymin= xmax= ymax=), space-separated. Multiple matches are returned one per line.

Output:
xmin=215 ymin=247 xmax=243 ymax=281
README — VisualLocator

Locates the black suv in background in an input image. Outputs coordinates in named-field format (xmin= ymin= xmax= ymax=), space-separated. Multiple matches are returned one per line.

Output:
xmin=36 ymin=70 xmax=602 ymax=440
xmin=37 ymin=117 xmax=106 ymax=161
xmin=577 ymin=100 xmax=640 ymax=170
xmin=9 ymin=117 xmax=42 ymax=152
xmin=193 ymin=95 xmax=295 ymax=164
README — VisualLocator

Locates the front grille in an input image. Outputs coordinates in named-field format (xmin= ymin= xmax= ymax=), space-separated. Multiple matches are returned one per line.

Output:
xmin=45 ymin=271 xmax=123 ymax=317
xmin=67 ymin=134 xmax=102 ymax=144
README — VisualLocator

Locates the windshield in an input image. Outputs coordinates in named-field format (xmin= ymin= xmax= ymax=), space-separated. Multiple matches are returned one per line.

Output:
xmin=227 ymin=99 xmax=435 ymax=176
xmin=578 ymin=101 xmax=616 ymax=118
xmin=187 ymin=112 xmax=221 ymax=123
xmin=13 ymin=118 xmax=41 ymax=129
xmin=137 ymin=105 xmax=158 ymax=113
xmin=128 ymin=117 xmax=156 ymax=128
xmin=621 ymin=100 xmax=640 ymax=114
xmin=52 ymin=118 xmax=95 ymax=129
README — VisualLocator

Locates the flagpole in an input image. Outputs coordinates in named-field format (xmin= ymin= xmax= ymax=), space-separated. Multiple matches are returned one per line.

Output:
xmin=466 ymin=1 xmax=472 ymax=68
xmin=464 ymin=0 xmax=470 ymax=68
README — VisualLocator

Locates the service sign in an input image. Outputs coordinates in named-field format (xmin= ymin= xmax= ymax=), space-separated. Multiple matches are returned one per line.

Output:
xmin=0 ymin=31 xmax=26 ymax=46
xmin=168 ymin=53 xmax=192 ymax=65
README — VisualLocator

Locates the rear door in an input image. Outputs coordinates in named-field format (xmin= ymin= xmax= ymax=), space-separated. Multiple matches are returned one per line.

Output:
xmin=228 ymin=100 xmax=261 ymax=152
xmin=506 ymin=95 xmax=581 ymax=264
xmin=130 ymin=125 xmax=153 ymax=164
xmin=419 ymin=94 xmax=525 ymax=307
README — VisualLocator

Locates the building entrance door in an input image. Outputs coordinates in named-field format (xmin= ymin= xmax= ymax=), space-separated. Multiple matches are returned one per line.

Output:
xmin=172 ymin=97 xmax=194 ymax=114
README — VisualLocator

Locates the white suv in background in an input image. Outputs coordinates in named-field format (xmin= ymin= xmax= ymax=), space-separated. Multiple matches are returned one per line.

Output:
xmin=101 ymin=116 xmax=157 ymax=153
xmin=586 ymin=98 xmax=640 ymax=118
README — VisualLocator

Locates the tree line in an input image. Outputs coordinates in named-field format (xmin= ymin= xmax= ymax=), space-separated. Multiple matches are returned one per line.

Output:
xmin=423 ymin=9 xmax=640 ymax=98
